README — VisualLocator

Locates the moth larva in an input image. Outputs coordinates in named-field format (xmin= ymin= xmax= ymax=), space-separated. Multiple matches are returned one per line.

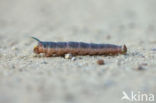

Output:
xmin=32 ymin=37 xmax=127 ymax=57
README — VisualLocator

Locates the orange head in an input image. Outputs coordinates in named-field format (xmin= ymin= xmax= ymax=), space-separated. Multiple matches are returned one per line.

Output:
xmin=34 ymin=45 xmax=40 ymax=54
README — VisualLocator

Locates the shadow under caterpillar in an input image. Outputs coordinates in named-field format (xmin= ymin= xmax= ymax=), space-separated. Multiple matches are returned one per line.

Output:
xmin=32 ymin=37 xmax=127 ymax=57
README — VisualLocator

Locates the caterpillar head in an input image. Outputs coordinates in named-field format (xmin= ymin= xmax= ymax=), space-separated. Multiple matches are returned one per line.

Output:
xmin=34 ymin=45 xmax=40 ymax=54
xmin=32 ymin=37 xmax=42 ymax=54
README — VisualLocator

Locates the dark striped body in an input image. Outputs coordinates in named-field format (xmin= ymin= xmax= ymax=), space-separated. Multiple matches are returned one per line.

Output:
xmin=32 ymin=37 xmax=127 ymax=57
xmin=41 ymin=41 xmax=121 ymax=49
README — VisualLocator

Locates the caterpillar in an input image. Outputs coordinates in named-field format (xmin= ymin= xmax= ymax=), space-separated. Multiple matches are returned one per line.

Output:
xmin=32 ymin=37 xmax=127 ymax=57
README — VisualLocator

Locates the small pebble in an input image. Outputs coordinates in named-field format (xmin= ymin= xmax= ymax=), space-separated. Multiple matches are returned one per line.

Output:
xmin=106 ymin=35 xmax=111 ymax=40
xmin=41 ymin=61 xmax=48 ymax=64
xmin=65 ymin=53 xmax=73 ymax=59
xmin=97 ymin=59 xmax=105 ymax=65
xmin=136 ymin=65 xmax=146 ymax=71
xmin=11 ymin=65 xmax=16 ymax=69
xmin=71 ymin=57 xmax=76 ymax=61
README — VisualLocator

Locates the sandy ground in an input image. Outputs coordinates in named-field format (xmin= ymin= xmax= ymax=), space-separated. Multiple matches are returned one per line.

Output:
xmin=0 ymin=0 xmax=156 ymax=103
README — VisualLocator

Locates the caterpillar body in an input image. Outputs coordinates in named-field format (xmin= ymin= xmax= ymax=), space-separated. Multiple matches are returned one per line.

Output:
xmin=32 ymin=37 xmax=127 ymax=57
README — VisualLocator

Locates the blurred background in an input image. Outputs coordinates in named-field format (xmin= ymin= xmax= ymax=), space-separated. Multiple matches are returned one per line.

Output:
xmin=0 ymin=0 xmax=156 ymax=103
xmin=0 ymin=0 xmax=156 ymax=43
